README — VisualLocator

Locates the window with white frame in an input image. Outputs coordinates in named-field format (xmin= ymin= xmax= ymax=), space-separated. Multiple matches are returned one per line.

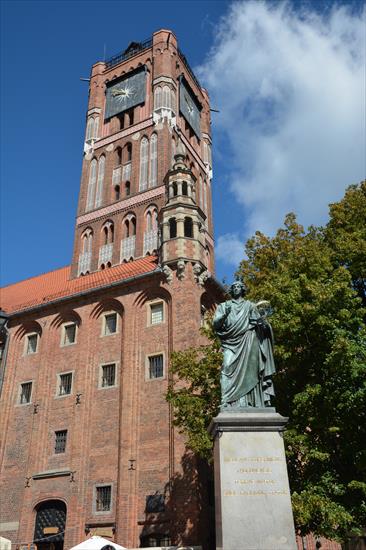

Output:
xmin=100 ymin=363 xmax=116 ymax=388
xmin=148 ymin=354 xmax=164 ymax=379
xmin=150 ymin=302 xmax=164 ymax=325
xmin=103 ymin=313 xmax=117 ymax=336
xmin=58 ymin=372 xmax=73 ymax=396
xmin=26 ymin=333 xmax=38 ymax=355
xmin=61 ymin=323 xmax=77 ymax=346
xmin=19 ymin=381 xmax=32 ymax=404
xmin=95 ymin=485 xmax=112 ymax=512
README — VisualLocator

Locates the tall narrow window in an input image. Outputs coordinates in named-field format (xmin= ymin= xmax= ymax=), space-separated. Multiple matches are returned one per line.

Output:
xmin=86 ymin=118 xmax=94 ymax=141
xmin=55 ymin=430 xmax=67 ymax=454
xmin=162 ymin=85 xmax=170 ymax=109
xmin=115 ymin=147 xmax=122 ymax=166
xmin=95 ymin=156 xmax=105 ymax=208
xmin=149 ymin=134 xmax=157 ymax=188
xmin=171 ymin=88 xmax=176 ymax=112
xmin=203 ymin=180 xmax=208 ymax=212
xmin=171 ymin=137 xmax=176 ymax=167
xmin=154 ymin=86 xmax=162 ymax=110
xmin=20 ymin=382 xmax=32 ymax=404
xmin=139 ymin=137 xmax=149 ymax=191
xmin=93 ymin=117 xmax=99 ymax=139
xmin=86 ymin=159 xmax=97 ymax=211
xmin=126 ymin=143 xmax=132 ymax=162
xmin=125 ymin=181 xmax=131 ymax=196
xmin=114 ymin=185 xmax=120 ymax=201
xmin=169 ymin=218 xmax=177 ymax=239
xmin=184 ymin=217 xmax=193 ymax=238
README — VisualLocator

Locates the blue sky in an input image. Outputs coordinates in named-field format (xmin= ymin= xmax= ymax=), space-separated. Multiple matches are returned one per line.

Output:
xmin=1 ymin=0 xmax=365 ymax=288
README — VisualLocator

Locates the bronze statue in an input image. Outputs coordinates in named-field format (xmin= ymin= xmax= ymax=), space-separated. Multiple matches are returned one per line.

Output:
xmin=213 ymin=281 xmax=275 ymax=409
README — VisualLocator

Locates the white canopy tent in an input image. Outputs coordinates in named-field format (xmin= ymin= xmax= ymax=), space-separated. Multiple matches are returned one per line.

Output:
xmin=69 ymin=536 xmax=126 ymax=550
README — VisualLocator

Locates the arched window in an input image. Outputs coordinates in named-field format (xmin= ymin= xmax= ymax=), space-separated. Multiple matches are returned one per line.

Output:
xmin=162 ymin=85 xmax=170 ymax=109
xmin=126 ymin=143 xmax=132 ymax=162
xmin=114 ymin=185 xmax=120 ymax=201
xmin=203 ymin=141 xmax=209 ymax=164
xmin=154 ymin=86 xmax=162 ymax=110
xmin=139 ymin=137 xmax=149 ymax=191
xmin=86 ymin=159 xmax=97 ymax=211
xmin=146 ymin=211 xmax=152 ymax=232
xmin=86 ymin=118 xmax=94 ymax=141
xmin=115 ymin=147 xmax=122 ymax=166
xmin=184 ymin=217 xmax=193 ymax=238
xmin=125 ymin=181 xmax=131 ymax=196
xmin=171 ymin=89 xmax=176 ymax=112
xmin=149 ymin=133 xmax=157 ymax=188
xmin=171 ymin=137 xmax=176 ymax=167
xmin=182 ymin=181 xmax=188 ymax=196
xmin=93 ymin=118 xmax=99 ymax=139
xmin=169 ymin=218 xmax=177 ymax=239
xmin=95 ymin=155 xmax=105 ymax=208
xmin=82 ymin=228 xmax=93 ymax=254
xmin=199 ymin=176 xmax=203 ymax=209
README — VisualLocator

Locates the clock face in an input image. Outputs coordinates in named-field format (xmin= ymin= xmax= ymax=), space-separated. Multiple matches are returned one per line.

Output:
xmin=179 ymin=78 xmax=201 ymax=138
xmin=105 ymin=69 xmax=146 ymax=119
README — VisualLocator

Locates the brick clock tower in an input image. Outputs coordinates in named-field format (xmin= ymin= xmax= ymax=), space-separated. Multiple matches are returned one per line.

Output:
xmin=0 ymin=30 xmax=222 ymax=550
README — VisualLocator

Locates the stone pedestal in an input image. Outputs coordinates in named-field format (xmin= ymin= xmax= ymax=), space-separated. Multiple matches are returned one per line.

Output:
xmin=208 ymin=410 xmax=297 ymax=550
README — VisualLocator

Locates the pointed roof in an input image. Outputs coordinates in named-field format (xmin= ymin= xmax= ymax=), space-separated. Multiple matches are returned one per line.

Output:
xmin=0 ymin=256 xmax=159 ymax=315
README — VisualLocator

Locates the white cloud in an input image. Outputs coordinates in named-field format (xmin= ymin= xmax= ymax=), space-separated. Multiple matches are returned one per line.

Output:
xmin=199 ymin=1 xmax=365 ymax=249
xmin=216 ymin=233 xmax=244 ymax=267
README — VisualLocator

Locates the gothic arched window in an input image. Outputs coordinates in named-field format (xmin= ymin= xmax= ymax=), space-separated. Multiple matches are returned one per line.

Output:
xmin=95 ymin=155 xmax=105 ymax=208
xmin=139 ymin=137 xmax=149 ymax=191
xmin=154 ymin=86 xmax=162 ymax=110
xmin=184 ymin=217 xmax=193 ymax=238
xmin=169 ymin=218 xmax=177 ymax=239
xmin=149 ymin=133 xmax=158 ymax=188
xmin=86 ymin=158 xmax=97 ymax=211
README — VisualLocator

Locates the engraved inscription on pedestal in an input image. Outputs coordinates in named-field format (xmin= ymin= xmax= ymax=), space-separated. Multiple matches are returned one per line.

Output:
xmin=210 ymin=412 xmax=297 ymax=550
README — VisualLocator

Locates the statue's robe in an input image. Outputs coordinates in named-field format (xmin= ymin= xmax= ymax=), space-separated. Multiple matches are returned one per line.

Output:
xmin=213 ymin=299 xmax=276 ymax=407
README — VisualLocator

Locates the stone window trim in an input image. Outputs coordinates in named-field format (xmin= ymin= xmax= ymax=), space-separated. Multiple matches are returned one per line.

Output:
xmin=147 ymin=299 xmax=165 ymax=327
xmin=55 ymin=371 xmax=74 ymax=398
xmin=98 ymin=361 xmax=119 ymax=390
xmin=24 ymin=332 xmax=39 ymax=356
xmin=60 ymin=322 xmax=78 ymax=347
xmin=101 ymin=311 xmax=119 ymax=337
xmin=17 ymin=380 xmax=33 ymax=406
xmin=145 ymin=351 xmax=166 ymax=381
xmin=93 ymin=483 xmax=113 ymax=515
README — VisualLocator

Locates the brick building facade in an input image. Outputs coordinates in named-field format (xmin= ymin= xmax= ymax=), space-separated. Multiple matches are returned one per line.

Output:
xmin=0 ymin=30 xmax=222 ymax=550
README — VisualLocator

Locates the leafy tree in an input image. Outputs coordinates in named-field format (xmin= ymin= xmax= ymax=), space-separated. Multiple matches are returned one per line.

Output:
xmin=167 ymin=182 xmax=366 ymax=541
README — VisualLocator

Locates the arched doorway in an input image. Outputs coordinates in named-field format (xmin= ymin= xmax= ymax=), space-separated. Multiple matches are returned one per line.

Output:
xmin=34 ymin=500 xmax=67 ymax=550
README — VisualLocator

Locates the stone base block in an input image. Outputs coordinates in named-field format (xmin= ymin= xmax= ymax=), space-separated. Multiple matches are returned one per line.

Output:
xmin=209 ymin=411 xmax=297 ymax=550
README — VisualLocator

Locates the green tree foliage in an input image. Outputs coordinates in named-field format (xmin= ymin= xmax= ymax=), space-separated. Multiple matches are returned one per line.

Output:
xmin=166 ymin=182 xmax=366 ymax=541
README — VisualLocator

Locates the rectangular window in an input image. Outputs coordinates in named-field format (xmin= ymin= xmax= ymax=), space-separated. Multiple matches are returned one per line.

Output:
xmin=62 ymin=323 xmax=76 ymax=345
xmin=55 ymin=430 xmax=67 ymax=454
xmin=96 ymin=485 xmax=112 ymax=512
xmin=103 ymin=313 xmax=117 ymax=335
xmin=150 ymin=303 xmax=163 ymax=325
xmin=148 ymin=354 xmax=164 ymax=379
xmin=58 ymin=373 xmax=72 ymax=396
xmin=26 ymin=334 xmax=38 ymax=354
xmin=20 ymin=382 xmax=32 ymax=404
xmin=101 ymin=364 xmax=116 ymax=388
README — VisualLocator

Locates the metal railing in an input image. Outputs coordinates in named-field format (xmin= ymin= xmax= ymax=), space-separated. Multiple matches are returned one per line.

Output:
xmin=105 ymin=39 xmax=152 ymax=69
xmin=178 ymin=48 xmax=201 ymax=89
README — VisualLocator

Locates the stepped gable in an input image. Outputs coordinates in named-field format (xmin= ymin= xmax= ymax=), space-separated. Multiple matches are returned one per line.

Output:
xmin=1 ymin=255 xmax=159 ymax=314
